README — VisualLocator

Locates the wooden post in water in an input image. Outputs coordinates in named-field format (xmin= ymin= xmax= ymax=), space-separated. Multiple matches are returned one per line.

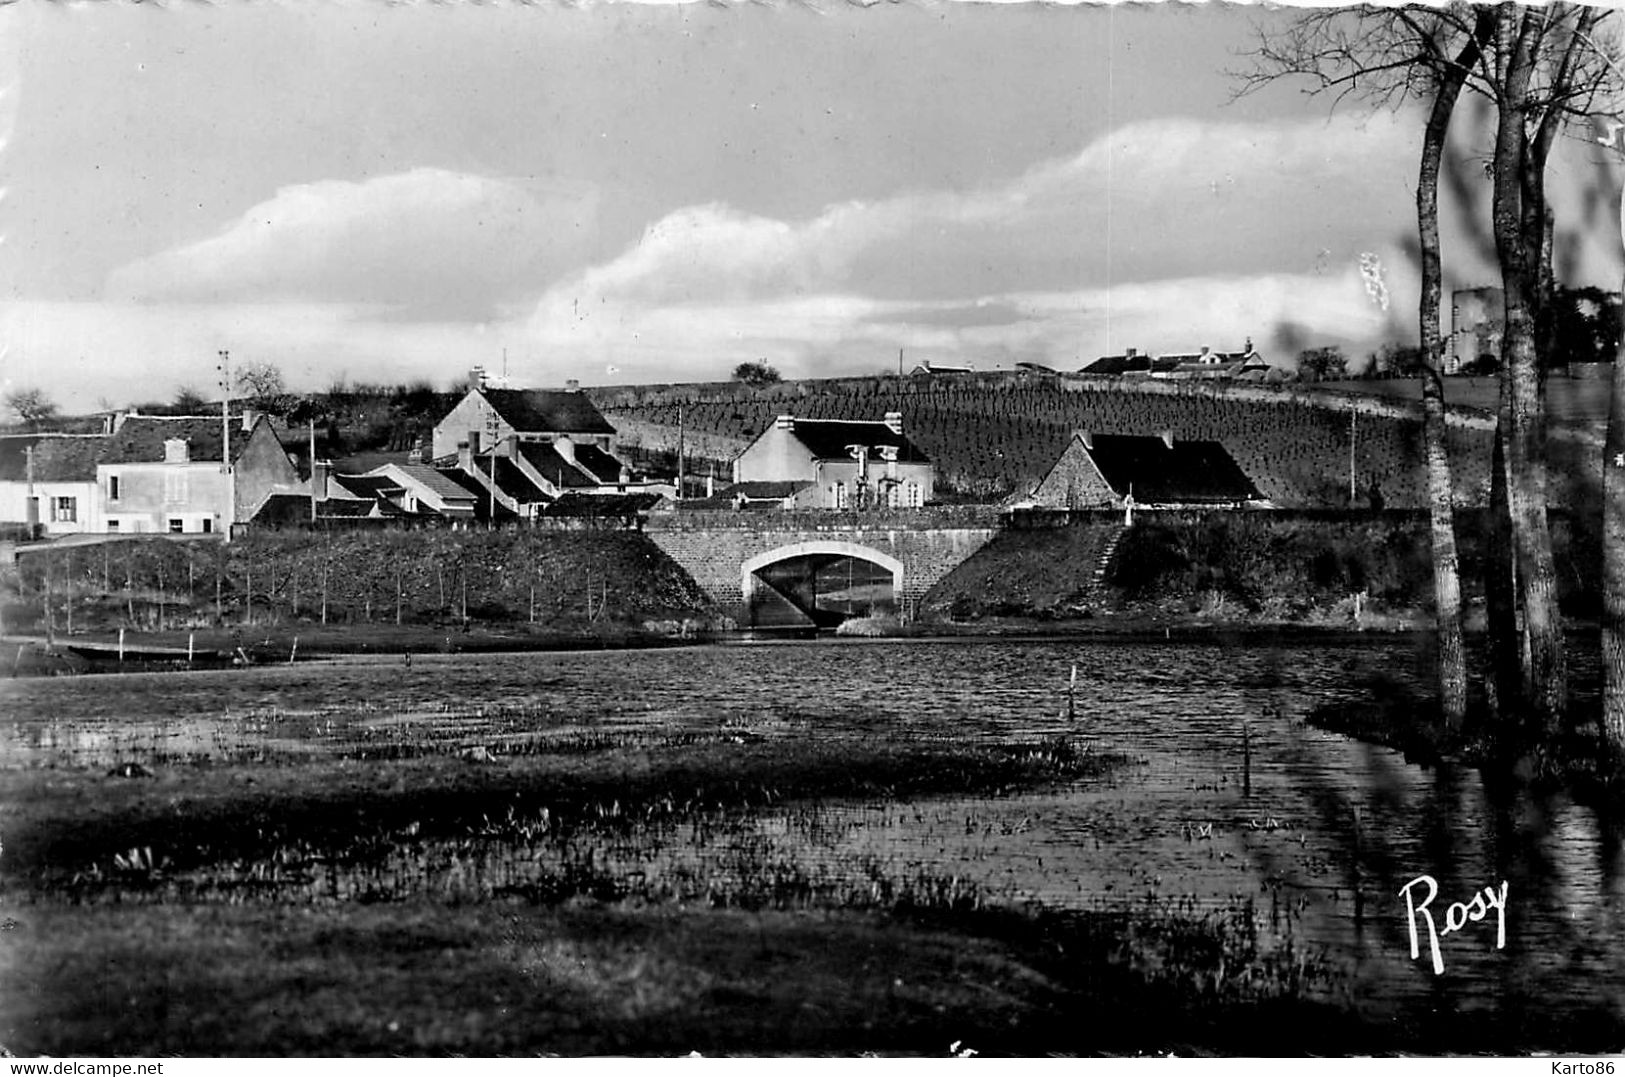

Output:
xmin=289 ymin=636 xmax=299 ymax=664
xmin=1351 ymin=806 xmax=1364 ymax=927
xmin=1242 ymin=721 xmax=1252 ymax=798
xmin=1067 ymin=664 xmax=1077 ymax=722
xmin=188 ymin=632 xmax=195 ymax=664
xmin=118 ymin=627 xmax=126 ymax=662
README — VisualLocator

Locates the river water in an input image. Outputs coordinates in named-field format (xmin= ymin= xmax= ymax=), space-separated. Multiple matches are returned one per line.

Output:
xmin=5 ymin=636 xmax=1623 ymax=1041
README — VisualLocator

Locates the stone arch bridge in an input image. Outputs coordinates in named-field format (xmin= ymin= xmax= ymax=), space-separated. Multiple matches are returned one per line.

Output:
xmin=645 ymin=508 xmax=1000 ymax=627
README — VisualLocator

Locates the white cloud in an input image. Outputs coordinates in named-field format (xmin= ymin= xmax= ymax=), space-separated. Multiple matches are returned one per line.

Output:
xmin=105 ymin=169 xmax=599 ymax=317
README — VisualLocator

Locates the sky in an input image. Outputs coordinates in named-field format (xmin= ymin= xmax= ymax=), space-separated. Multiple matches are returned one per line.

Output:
xmin=2 ymin=0 xmax=1622 ymax=412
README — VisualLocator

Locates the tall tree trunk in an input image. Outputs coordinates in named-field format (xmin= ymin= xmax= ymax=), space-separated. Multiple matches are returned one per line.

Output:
xmin=1603 ymin=261 xmax=1625 ymax=763
xmin=1491 ymin=4 xmax=1567 ymax=735
xmin=1485 ymin=412 xmax=1522 ymax=725
xmin=1416 ymin=17 xmax=1489 ymax=730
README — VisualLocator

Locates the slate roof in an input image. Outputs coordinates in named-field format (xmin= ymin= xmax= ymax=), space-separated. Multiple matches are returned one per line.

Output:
xmin=433 ymin=468 xmax=518 ymax=521
xmin=541 ymin=492 xmax=661 ymax=517
xmin=1083 ymin=435 xmax=1261 ymax=505
xmin=0 ymin=435 xmax=108 ymax=482
xmin=384 ymin=464 xmax=477 ymax=503
xmin=333 ymin=474 xmax=402 ymax=499
xmin=1081 ymin=355 xmax=1153 ymax=376
xmin=481 ymin=389 xmax=615 ymax=436
xmin=571 ymin=443 xmax=626 ymax=484
xmin=491 ymin=456 xmax=551 ymax=504
xmin=517 ymin=442 xmax=595 ymax=489
xmin=730 ymin=480 xmax=813 ymax=500
xmin=782 ymin=419 xmax=929 ymax=464
xmin=100 ymin=416 xmax=266 ymax=465
xmin=249 ymin=493 xmax=387 ymax=525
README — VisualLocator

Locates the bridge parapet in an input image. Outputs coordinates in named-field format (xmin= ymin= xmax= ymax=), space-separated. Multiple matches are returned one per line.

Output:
xmin=645 ymin=505 xmax=1003 ymax=533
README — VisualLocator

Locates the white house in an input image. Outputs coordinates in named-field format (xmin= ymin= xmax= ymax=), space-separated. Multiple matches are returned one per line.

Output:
xmin=732 ymin=413 xmax=933 ymax=510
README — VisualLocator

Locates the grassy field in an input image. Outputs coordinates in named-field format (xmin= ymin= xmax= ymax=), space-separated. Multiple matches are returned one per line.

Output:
xmin=0 ymin=703 xmax=1392 ymax=1057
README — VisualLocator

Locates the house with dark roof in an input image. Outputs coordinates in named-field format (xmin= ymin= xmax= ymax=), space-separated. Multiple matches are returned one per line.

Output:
xmin=431 ymin=384 xmax=669 ymax=513
xmin=732 ymin=413 xmax=933 ymax=510
xmin=430 ymin=385 xmax=617 ymax=462
xmin=362 ymin=463 xmax=478 ymax=520
xmin=0 ymin=434 xmax=109 ymax=535
xmin=1080 ymin=348 xmax=1154 ymax=376
xmin=909 ymin=360 xmax=973 ymax=376
xmin=1029 ymin=431 xmax=1265 ymax=511
xmin=96 ymin=413 xmax=301 ymax=535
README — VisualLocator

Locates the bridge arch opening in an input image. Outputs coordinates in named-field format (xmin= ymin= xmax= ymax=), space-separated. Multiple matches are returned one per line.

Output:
xmin=741 ymin=541 xmax=903 ymax=628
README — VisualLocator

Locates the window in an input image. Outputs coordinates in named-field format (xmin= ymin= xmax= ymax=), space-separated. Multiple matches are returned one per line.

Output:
xmin=201 ymin=518 xmax=212 ymax=534
xmin=51 ymin=496 xmax=77 ymax=523
xmin=108 ymin=475 xmax=121 ymax=501
xmin=164 ymin=471 xmax=188 ymax=505
xmin=830 ymin=481 xmax=847 ymax=509
xmin=106 ymin=519 xmax=120 ymax=533
xmin=168 ymin=518 xmax=184 ymax=533
xmin=906 ymin=481 xmax=922 ymax=508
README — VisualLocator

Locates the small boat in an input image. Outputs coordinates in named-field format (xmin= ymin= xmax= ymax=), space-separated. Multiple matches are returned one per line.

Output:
xmin=61 ymin=641 xmax=226 ymax=662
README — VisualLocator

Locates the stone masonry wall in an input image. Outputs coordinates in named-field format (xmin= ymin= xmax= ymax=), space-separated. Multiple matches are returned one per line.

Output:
xmin=645 ymin=517 xmax=998 ymax=613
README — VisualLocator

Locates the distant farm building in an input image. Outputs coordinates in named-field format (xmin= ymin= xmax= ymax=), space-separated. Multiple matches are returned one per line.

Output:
xmin=909 ymin=360 xmax=974 ymax=376
xmin=1081 ymin=343 xmax=1277 ymax=382
xmin=1029 ymin=431 xmax=1265 ymax=511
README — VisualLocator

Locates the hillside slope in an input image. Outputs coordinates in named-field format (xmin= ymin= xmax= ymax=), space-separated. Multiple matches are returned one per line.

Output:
xmin=591 ymin=375 xmax=1573 ymax=509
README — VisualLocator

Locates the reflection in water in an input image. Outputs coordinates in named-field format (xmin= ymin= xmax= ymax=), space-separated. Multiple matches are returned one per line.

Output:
xmin=3 ymin=637 xmax=1622 ymax=1035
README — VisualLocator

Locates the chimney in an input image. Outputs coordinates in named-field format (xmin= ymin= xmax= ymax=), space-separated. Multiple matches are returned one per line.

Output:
xmin=313 ymin=459 xmax=331 ymax=501
xmin=1160 ymin=430 xmax=1174 ymax=450
xmin=883 ymin=411 xmax=903 ymax=435
xmin=1079 ymin=430 xmax=1093 ymax=450
xmin=1125 ymin=347 xmax=1137 ymax=359
xmin=565 ymin=379 xmax=580 ymax=393
xmin=774 ymin=415 xmax=795 ymax=431
xmin=555 ymin=435 xmax=576 ymax=464
xmin=470 ymin=365 xmax=487 ymax=389
xmin=505 ymin=436 xmax=520 ymax=459
xmin=240 ymin=407 xmax=256 ymax=433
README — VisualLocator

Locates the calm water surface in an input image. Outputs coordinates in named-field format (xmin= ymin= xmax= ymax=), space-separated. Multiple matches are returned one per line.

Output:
xmin=5 ymin=637 xmax=1623 ymax=1034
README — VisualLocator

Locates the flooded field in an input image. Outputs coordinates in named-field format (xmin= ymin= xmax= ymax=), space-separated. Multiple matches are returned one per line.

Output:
xmin=2 ymin=637 xmax=1622 ymax=1053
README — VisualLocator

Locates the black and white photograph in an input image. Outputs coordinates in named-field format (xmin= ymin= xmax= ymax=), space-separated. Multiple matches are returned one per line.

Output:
xmin=2 ymin=0 xmax=1624 ymax=1058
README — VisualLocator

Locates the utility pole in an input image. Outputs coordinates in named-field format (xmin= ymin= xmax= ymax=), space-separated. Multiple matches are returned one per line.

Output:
xmin=23 ymin=445 xmax=36 ymax=534
xmin=308 ymin=418 xmax=318 ymax=524
xmin=1348 ymin=406 xmax=1358 ymax=506
xmin=676 ymin=405 xmax=685 ymax=501
xmin=217 ymin=350 xmax=233 ymax=533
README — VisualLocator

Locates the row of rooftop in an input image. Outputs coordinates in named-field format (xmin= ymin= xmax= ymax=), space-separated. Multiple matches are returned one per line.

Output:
xmin=1 ymin=378 xmax=1269 ymax=541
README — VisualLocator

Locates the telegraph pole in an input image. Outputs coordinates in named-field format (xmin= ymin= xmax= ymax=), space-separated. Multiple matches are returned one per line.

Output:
xmin=217 ymin=350 xmax=233 ymax=532
xmin=676 ymin=405 xmax=686 ymax=501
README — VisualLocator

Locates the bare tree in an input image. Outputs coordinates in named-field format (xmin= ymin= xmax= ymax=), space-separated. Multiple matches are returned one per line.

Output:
xmin=1239 ymin=4 xmax=1481 ymax=729
xmin=1242 ymin=2 xmax=1619 ymax=740
xmin=4 ymin=387 xmax=59 ymax=429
